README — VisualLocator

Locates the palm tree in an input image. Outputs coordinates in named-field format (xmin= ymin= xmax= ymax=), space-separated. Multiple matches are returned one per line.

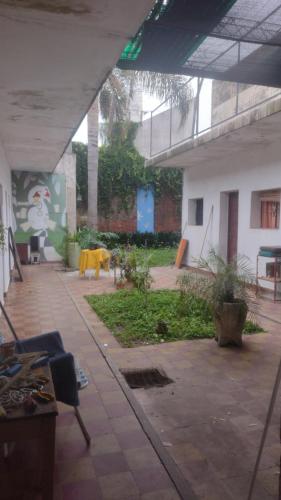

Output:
xmin=87 ymin=69 xmax=193 ymax=228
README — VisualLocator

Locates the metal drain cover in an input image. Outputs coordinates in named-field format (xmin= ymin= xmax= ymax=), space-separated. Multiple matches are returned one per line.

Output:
xmin=121 ymin=367 xmax=174 ymax=389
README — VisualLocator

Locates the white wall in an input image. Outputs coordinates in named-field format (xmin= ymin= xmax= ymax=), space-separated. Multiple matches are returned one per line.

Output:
xmin=0 ymin=138 xmax=13 ymax=303
xmin=55 ymin=148 xmax=77 ymax=233
xmin=182 ymin=137 xmax=281 ymax=286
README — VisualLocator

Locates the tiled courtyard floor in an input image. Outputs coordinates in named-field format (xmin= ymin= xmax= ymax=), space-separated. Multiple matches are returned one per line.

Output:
xmin=1 ymin=263 xmax=280 ymax=499
xmin=0 ymin=265 xmax=182 ymax=500
xmin=62 ymin=265 xmax=281 ymax=500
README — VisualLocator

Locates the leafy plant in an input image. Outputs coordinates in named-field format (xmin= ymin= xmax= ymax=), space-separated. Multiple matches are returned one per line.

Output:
xmin=77 ymin=227 xmax=103 ymax=249
xmin=57 ymin=228 xmax=69 ymax=267
xmin=67 ymin=232 xmax=80 ymax=243
xmin=116 ymin=231 xmax=181 ymax=248
xmin=131 ymin=265 xmax=153 ymax=293
xmin=77 ymin=226 xmax=120 ymax=250
xmin=196 ymin=249 xmax=255 ymax=310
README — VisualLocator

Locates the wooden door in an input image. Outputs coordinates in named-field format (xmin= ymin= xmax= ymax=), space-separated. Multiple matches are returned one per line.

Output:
xmin=227 ymin=192 xmax=238 ymax=263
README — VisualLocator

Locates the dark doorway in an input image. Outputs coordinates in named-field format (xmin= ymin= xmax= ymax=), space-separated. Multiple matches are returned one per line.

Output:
xmin=227 ymin=191 xmax=239 ymax=263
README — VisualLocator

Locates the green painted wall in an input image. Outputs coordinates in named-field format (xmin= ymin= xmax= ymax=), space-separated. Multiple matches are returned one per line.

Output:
xmin=12 ymin=171 xmax=66 ymax=262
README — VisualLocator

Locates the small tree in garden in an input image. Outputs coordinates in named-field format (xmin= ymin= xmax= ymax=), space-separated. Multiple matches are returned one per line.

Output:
xmin=131 ymin=266 xmax=153 ymax=307
xmin=131 ymin=257 xmax=153 ymax=308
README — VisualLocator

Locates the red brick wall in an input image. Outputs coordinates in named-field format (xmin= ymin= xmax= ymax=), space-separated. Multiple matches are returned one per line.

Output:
xmin=98 ymin=197 xmax=137 ymax=232
xmin=98 ymin=193 xmax=181 ymax=233
xmin=155 ymin=194 xmax=181 ymax=232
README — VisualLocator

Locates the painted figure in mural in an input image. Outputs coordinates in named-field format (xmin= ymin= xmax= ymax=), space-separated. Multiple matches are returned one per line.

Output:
xmin=21 ymin=185 xmax=56 ymax=233
xmin=19 ymin=184 xmax=61 ymax=261
xmin=12 ymin=171 xmax=66 ymax=263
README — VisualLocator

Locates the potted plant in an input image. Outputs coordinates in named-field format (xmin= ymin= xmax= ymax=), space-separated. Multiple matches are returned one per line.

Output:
xmin=116 ymin=276 xmax=126 ymax=289
xmin=67 ymin=232 xmax=81 ymax=269
xmin=197 ymin=249 xmax=254 ymax=347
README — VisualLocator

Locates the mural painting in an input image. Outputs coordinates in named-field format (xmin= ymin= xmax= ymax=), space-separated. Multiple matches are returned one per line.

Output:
xmin=12 ymin=171 xmax=66 ymax=262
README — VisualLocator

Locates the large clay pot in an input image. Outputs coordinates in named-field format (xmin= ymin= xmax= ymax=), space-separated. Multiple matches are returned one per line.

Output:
xmin=67 ymin=242 xmax=81 ymax=269
xmin=214 ymin=301 xmax=247 ymax=347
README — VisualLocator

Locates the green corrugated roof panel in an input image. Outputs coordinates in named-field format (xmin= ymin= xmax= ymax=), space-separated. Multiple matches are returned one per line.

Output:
xmin=117 ymin=0 xmax=281 ymax=88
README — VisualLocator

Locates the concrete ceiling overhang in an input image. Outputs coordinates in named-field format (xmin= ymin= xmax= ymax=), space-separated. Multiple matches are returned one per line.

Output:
xmin=145 ymin=95 xmax=281 ymax=170
xmin=0 ymin=0 xmax=154 ymax=172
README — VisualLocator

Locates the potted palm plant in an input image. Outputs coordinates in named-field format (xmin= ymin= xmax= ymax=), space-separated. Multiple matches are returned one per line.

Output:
xmin=197 ymin=249 xmax=254 ymax=347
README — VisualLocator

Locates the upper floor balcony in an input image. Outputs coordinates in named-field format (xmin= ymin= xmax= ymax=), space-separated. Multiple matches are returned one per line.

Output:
xmin=137 ymin=78 xmax=281 ymax=169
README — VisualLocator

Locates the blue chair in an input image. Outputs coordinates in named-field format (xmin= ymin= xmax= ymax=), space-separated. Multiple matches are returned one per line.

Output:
xmin=0 ymin=302 xmax=90 ymax=445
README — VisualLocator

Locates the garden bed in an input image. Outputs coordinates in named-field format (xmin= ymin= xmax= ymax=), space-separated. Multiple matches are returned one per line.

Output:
xmin=86 ymin=289 xmax=263 ymax=347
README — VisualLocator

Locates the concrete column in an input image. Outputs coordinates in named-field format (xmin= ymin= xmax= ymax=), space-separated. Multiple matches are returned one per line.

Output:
xmin=87 ymin=99 xmax=99 ymax=228
xmin=55 ymin=147 xmax=77 ymax=233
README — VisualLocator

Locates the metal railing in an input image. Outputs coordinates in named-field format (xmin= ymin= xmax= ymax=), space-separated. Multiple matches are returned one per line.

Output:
xmin=147 ymin=76 xmax=281 ymax=158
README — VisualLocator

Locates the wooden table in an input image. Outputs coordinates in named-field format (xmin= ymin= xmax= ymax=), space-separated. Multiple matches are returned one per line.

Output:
xmin=0 ymin=361 xmax=58 ymax=500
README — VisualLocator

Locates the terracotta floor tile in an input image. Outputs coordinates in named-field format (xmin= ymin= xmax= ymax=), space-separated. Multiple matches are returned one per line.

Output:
xmin=4 ymin=263 xmax=281 ymax=500
xmin=92 ymin=452 xmax=129 ymax=476
xmin=132 ymin=465 xmax=173 ymax=494
xmin=116 ymin=429 xmax=150 ymax=450
xmin=111 ymin=415 xmax=141 ymax=434
xmin=90 ymin=434 xmax=122 ymax=456
xmin=124 ymin=446 xmax=160 ymax=470
xmin=98 ymin=471 xmax=139 ymax=500
xmin=55 ymin=457 xmax=96 ymax=484
xmin=105 ymin=401 xmax=134 ymax=419
xmin=141 ymin=489 xmax=181 ymax=500
xmin=62 ymin=478 xmax=102 ymax=500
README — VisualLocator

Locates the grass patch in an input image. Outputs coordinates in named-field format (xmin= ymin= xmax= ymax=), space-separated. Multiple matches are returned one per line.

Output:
xmin=134 ymin=247 xmax=177 ymax=267
xmin=86 ymin=289 xmax=263 ymax=347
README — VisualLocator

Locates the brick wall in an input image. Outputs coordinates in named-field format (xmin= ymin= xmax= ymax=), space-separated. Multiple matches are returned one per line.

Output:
xmin=98 ymin=193 xmax=181 ymax=233
xmin=155 ymin=194 xmax=181 ymax=232
xmin=98 ymin=196 xmax=136 ymax=232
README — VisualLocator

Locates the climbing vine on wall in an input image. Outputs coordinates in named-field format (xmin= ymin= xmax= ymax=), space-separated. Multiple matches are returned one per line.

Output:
xmin=98 ymin=122 xmax=182 ymax=216
xmin=73 ymin=122 xmax=182 ymax=216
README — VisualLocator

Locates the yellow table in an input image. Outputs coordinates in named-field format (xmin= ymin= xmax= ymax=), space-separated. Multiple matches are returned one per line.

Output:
xmin=79 ymin=248 xmax=111 ymax=279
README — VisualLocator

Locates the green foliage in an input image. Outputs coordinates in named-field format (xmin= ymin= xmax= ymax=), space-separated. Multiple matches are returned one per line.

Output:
xmin=130 ymin=257 xmax=153 ymax=305
xmin=76 ymin=226 xmax=118 ymax=250
xmin=86 ymin=289 xmax=263 ymax=348
xmin=72 ymin=141 xmax=88 ymax=207
xmin=177 ymin=272 xmax=211 ymax=318
xmin=196 ymin=249 xmax=255 ymax=309
xmin=67 ymin=232 xmax=80 ymax=243
xmin=98 ymin=122 xmax=182 ymax=216
xmin=57 ymin=228 xmax=69 ymax=267
xmin=73 ymin=124 xmax=182 ymax=217
xmin=116 ymin=231 xmax=180 ymax=248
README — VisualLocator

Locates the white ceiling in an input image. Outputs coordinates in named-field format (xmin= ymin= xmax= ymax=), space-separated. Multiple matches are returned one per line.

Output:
xmin=0 ymin=0 xmax=153 ymax=171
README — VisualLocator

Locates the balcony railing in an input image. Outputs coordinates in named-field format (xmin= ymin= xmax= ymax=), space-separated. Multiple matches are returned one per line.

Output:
xmin=147 ymin=77 xmax=281 ymax=158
